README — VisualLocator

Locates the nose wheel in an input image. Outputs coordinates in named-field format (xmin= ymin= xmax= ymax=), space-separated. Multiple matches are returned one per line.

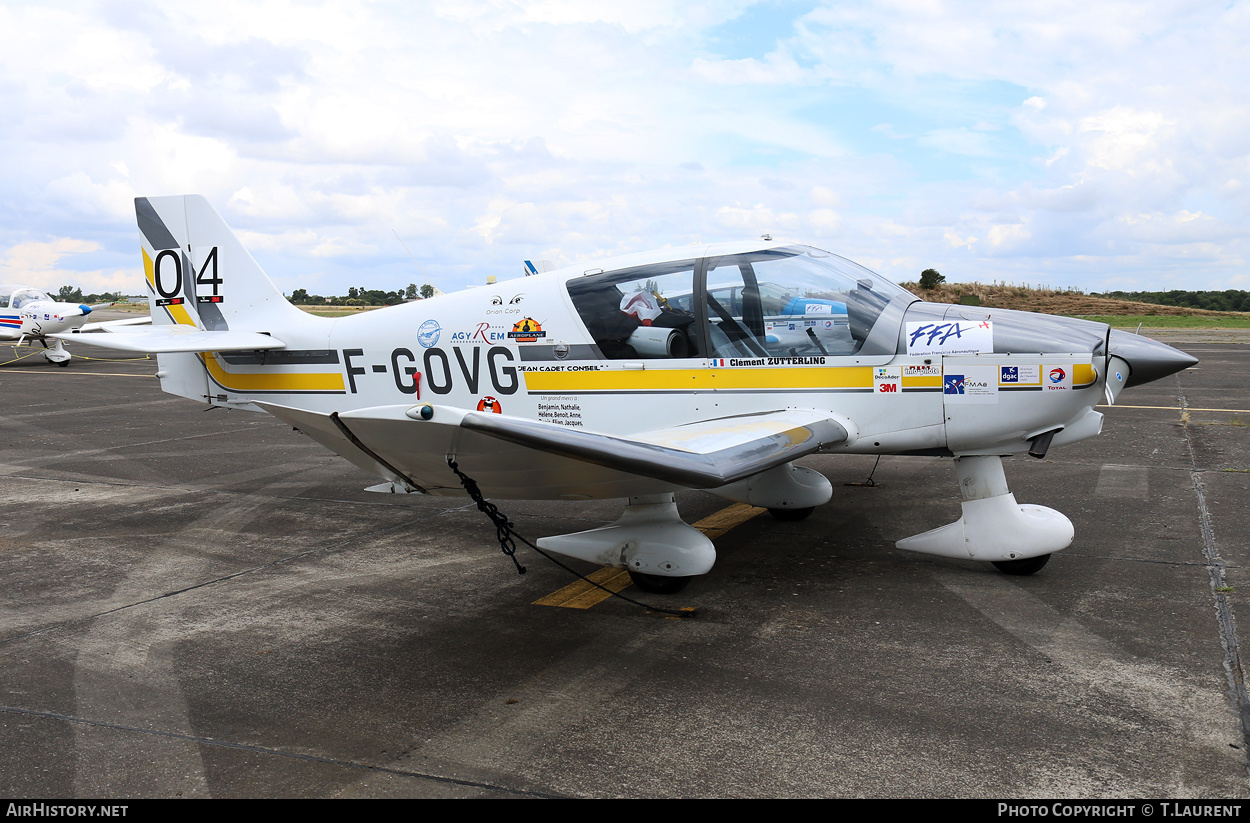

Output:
xmin=627 ymin=570 xmax=692 ymax=594
xmin=992 ymin=554 xmax=1051 ymax=576
xmin=43 ymin=339 xmax=71 ymax=366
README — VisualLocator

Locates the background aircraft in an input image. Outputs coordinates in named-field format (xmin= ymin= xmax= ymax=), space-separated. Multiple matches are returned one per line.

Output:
xmin=66 ymin=196 xmax=1197 ymax=592
xmin=1 ymin=285 xmax=149 ymax=365
xmin=1 ymin=285 xmax=106 ymax=364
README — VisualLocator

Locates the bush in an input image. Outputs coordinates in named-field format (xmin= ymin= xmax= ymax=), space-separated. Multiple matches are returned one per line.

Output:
xmin=919 ymin=269 xmax=945 ymax=289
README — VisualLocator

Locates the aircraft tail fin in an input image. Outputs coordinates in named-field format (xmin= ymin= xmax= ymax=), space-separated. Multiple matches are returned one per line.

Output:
xmin=135 ymin=195 xmax=308 ymax=332
xmin=131 ymin=195 xmax=317 ymax=406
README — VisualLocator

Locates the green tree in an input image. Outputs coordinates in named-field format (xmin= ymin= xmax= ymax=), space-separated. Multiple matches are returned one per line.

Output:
xmin=919 ymin=269 xmax=945 ymax=290
xmin=290 ymin=288 xmax=309 ymax=304
xmin=420 ymin=284 xmax=435 ymax=299
xmin=405 ymin=283 xmax=418 ymax=299
xmin=57 ymin=285 xmax=84 ymax=302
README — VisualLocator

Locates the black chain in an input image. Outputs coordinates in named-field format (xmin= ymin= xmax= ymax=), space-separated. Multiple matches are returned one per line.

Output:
xmin=447 ymin=457 xmax=525 ymax=574
xmin=445 ymin=456 xmax=695 ymax=618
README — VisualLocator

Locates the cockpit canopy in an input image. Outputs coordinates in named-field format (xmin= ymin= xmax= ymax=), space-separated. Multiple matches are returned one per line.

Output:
xmin=565 ymin=245 xmax=914 ymax=360
xmin=0 ymin=285 xmax=52 ymax=310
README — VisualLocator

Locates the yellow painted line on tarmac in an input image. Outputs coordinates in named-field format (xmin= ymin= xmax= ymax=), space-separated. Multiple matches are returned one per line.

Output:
xmin=533 ymin=502 xmax=768 ymax=609
xmin=532 ymin=567 xmax=635 ymax=608
xmin=1100 ymin=404 xmax=1250 ymax=413
xmin=0 ymin=369 xmax=153 ymax=377
xmin=692 ymin=502 xmax=768 ymax=538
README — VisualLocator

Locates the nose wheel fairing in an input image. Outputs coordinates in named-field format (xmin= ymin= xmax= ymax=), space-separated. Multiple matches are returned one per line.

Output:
xmin=43 ymin=338 xmax=70 ymax=365
xmin=895 ymin=455 xmax=1073 ymax=562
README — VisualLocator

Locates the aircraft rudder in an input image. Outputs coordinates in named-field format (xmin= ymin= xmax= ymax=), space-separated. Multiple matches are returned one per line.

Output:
xmin=136 ymin=194 xmax=308 ymax=332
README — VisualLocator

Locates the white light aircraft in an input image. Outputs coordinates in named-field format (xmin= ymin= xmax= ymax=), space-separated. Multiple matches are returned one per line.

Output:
xmin=65 ymin=196 xmax=1198 ymax=592
xmin=0 ymin=286 xmax=132 ymax=365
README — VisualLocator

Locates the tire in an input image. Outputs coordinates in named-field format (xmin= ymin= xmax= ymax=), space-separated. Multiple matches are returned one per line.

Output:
xmin=628 ymin=570 xmax=692 ymax=594
xmin=768 ymin=506 xmax=814 ymax=522
xmin=992 ymin=554 xmax=1051 ymax=576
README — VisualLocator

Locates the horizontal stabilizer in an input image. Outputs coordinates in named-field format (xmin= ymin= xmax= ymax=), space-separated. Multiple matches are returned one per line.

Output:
xmin=49 ymin=325 xmax=285 ymax=353
xmin=460 ymin=408 xmax=849 ymax=488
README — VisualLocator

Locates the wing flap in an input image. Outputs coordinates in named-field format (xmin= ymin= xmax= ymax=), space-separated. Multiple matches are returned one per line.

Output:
xmin=48 ymin=326 xmax=284 ymax=353
xmin=460 ymin=408 xmax=848 ymax=488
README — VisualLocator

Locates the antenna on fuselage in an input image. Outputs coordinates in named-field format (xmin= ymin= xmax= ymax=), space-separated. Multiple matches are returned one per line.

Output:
xmin=393 ymin=229 xmax=441 ymax=296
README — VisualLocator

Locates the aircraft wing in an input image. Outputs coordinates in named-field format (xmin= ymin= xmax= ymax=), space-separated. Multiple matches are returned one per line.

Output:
xmin=254 ymin=403 xmax=849 ymax=496
xmin=75 ymin=316 xmax=153 ymax=332
xmin=459 ymin=408 xmax=848 ymax=488
xmin=47 ymin=325 xmax=284 ymax=353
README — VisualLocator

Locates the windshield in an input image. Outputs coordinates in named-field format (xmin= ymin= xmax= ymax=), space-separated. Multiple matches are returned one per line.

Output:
xmin=6 ymin=287 xmax=52 ymax=309
xmin=704 ymin=246 xmax=912 ymax=357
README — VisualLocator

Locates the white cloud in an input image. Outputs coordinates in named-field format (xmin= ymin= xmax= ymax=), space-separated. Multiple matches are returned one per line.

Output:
xmin=0 ymin=0 xmax=1245 ymax=293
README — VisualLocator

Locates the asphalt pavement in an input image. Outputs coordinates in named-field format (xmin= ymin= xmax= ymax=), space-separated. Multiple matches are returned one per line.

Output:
xmin=1 ymin=326 xmax=1247 ymax=798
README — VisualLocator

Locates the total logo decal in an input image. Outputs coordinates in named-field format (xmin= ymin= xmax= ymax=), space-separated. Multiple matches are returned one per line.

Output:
xmin=1045 ymin=366 xmax=1072 ymax=391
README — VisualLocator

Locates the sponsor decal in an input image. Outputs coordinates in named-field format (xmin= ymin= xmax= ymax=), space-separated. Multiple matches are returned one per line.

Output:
xmin=451 ymin=322 xmax=507 ymax=344
xmin=486 ymin=293 xmax=525 ymax=316
xmin=509 ymin=317 xmax=546 ymax=342
xmin=476 ymin=396 xmax=503 ymax=413
xmin=905 ymin=321 xmax=993 ymax=355
xmin=903 ymin=364 xmax=941 ymax=378
xmin=943 ymin=365 xmax=998 ymax=403
xmin=805 ymin=303 xmax=832 ymax=315
xmin=999 ymin=364 xmax=1040 ymax=385
xmin=1045 ymin=366 xmax=1072 ymax=391
xmin=874 ymin=366 xmax=901 ymax=394
xmin=417 ymin=319 xmax=441 ymax=348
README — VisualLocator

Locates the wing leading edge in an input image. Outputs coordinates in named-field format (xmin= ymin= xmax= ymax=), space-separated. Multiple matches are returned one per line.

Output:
xmin=254 ymin=402 xmax=849 ymax=497
xmin=459 ymin=408 xmax=848 ymax=488
xmin=47 ymin=325 xmax=284 ymax=353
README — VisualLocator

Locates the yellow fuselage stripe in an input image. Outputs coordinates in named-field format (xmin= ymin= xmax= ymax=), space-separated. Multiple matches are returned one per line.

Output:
xmin=525 ymin=363 xmax=1095 ymax=392
xmin=525 ymin=366 xmax=874 ymax=392
xmin=201 ymin=354 xmax=346 ymax=393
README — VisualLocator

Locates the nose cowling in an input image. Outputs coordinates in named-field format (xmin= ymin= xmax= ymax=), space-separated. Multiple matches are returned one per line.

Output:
xmin=1107 ymin=329 xmax=1199 ymax=388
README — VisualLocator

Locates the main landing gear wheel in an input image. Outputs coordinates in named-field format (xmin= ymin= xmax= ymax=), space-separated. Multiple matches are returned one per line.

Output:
xmin=992 ymin=554 xmax=1052 ymax=576
xmin=54 ymin=359 xmax=69 ymax=367
xmin=768 ymin=506 xmax=814 ymax=522
xmin=627 ymin=570 xmax=692 ymax=594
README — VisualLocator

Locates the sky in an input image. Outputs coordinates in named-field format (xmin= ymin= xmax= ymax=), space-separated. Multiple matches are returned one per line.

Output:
xmin=1 ymin=0 xmax=1248 ymax=298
